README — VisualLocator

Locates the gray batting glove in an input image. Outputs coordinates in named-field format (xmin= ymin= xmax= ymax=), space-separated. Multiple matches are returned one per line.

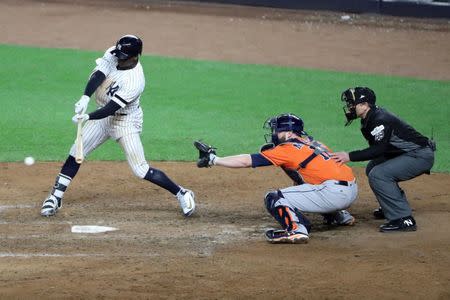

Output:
xmin=72 ymin=113 xmax=89 ymax=124
xmin=74 ymin=95 xmax=90 ymax=114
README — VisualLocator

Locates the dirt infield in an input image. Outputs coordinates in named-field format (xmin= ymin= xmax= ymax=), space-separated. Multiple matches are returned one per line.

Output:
xmin=1 ymin=0 xmax=449 ymax=299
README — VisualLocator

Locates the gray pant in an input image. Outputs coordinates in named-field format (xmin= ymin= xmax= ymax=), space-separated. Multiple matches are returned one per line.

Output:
xmin=366 ymin=147 xmax=434 ymax=221
xmin=278 ymin=180 xmax=358 ymax=213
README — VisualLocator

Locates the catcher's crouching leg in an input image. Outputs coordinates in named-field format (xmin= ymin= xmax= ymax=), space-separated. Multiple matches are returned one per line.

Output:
xmin=264 ymin=190 xmax=310 ymax=244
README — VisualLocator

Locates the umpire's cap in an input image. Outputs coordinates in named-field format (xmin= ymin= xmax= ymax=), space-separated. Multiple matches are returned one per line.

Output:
xmin=111 ymin=35 xmax=143 ymax=60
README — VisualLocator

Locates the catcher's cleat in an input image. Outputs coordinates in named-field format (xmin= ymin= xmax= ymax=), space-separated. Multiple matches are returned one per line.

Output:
xmin=40 ymin=195 xmax=61 ymax=217
xmin=176 ymin=188 xmax=196 ymax=217
xmin=373 ymin=207 xmax=385 ymax=220
xmin=265 ymin=229 xmax=309 ymax=244
xmin=379 ymin=216 xmax=416 ymax=232
xmin=323 ymin=210 xmax=355 ymax=226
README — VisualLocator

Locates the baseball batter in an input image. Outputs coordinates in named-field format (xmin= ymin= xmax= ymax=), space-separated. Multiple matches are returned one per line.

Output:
xmin=41 ymin=35 xmax=195 ymax=217
xmin=194 ymin=113 xmax=358 ymax=244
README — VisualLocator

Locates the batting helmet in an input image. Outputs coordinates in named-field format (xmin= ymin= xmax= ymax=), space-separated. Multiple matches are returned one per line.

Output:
xmin=111 ymin=35 xmax=143 ymax=60
xmin=264 ymin=113 xmax=306 ymax=145
xmin=341 ymin=87 xmax=376 ymax=126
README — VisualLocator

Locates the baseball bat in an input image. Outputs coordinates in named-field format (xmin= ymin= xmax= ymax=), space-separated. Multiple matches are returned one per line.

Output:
xmin=75 ymin=119 xmax=84 ymax=164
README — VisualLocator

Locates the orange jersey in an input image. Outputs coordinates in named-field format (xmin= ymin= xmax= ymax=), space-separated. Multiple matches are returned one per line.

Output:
xmin=261 ymin=139 xmax=354 ymax=185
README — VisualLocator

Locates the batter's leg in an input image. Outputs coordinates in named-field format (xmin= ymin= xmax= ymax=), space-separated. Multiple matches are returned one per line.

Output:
xmin=41 ymin=120 xmax=109 ymax=217
xmin=118 ymin=133 xmax=195 ymax=216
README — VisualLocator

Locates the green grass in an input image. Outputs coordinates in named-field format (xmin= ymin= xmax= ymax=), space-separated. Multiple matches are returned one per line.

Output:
xmin=0 ymin=44 xmax=448 ymax=172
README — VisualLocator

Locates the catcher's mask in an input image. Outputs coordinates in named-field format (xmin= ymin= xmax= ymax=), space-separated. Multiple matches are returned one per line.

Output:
xmin=263 ymin=113 xmax=307 ymax=145
xmin=111 ymin=34 xmax=143 ymax=60
xmin=341 ymin=86 xmax=376 ymax=126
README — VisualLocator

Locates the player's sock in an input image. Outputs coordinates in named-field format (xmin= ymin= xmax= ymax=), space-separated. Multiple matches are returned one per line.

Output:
xmin=50 ymin=173 xmax=72 ymax=208
xmin=48 ymin=155 xmax=79 ymax=207
xmin=60 ymin=155 xmax=81 ymax=178
xmin=144 ymin=167 xmax=181 ymax=195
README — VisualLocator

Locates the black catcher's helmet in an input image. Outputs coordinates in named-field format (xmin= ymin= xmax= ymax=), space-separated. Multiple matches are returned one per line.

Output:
xmin=264 ymin=113 xmax=307 ymax=145
xmin=111 ymin=35 xmax=143 ymax=60
xmin=341 ymin=87 xmax=376 ymax=126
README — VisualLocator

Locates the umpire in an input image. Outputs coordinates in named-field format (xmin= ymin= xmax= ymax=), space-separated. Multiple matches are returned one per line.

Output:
xmin=331 ymin=87 xmax=435 ymax=232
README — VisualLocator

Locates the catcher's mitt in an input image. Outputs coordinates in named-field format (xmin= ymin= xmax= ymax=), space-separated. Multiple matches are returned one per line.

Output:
xmin=193 ymin=140 xmax=217 ymax=168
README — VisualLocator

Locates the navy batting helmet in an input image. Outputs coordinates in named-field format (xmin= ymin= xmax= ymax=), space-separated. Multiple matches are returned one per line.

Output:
xmin=111 ymin=35 xmax=143 ymax=60
xmin=264 ymin=113 xmax=306 ymax=145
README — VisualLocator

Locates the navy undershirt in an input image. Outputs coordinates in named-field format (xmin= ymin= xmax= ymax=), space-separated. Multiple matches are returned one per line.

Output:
xmin=250 ymin=153 xmax=273 ymax=168
xmin=88 ymin=101 xmax=122 ymax=120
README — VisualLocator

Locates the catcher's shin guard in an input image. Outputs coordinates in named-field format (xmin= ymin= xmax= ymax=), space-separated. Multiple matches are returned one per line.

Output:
xmin=264 ymin=190 xmax=311 ymax=232
xmin=275 ymin=206 xmax=300 ymax=232
xmin=264 ymin=190 xmax=283 ymax=216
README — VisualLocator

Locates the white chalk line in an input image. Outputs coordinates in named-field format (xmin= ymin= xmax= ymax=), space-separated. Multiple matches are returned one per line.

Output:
xmin=0 ymin=252 xmax=160 ymax=258
xmin=0 ymin=205 xmax=35 ymax=212
xmin=0 ymin=252 xmax=104 ymax=258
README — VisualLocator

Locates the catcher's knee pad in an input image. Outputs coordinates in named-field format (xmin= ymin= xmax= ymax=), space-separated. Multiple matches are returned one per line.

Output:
xmin=264 ymin=190 xmax=284 ymax=216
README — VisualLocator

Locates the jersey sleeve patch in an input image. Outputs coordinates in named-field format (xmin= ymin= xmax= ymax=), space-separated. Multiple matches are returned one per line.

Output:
xmin=370 ymin=124 xmax=385 ymax=141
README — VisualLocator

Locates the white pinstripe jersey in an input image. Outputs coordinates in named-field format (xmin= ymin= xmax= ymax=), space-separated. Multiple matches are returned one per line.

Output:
xmin=94 ymin=46 xmax=145 ymax=115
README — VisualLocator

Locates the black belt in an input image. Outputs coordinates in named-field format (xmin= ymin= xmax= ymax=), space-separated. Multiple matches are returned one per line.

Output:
xmin=115 ymin=113 xmax=127 ymax=116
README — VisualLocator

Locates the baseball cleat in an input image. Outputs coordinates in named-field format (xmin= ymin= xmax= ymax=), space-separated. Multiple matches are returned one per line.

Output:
xmin=265 ymin=229 xmax=309 ymax=244
xmin=335 ymin=210 xmax=356 ymax=226
xmin=323 ymin=210 xmax=355 ymax=226
xmin=40 ymin=195 xmax=60 ymax=217
xmin=379 ymin=216 xmax=417 ymax=232
xmin=176 ymin=188 xmax=195 ymax=217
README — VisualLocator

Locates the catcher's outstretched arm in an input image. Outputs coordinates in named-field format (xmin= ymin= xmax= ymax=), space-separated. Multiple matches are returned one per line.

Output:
xmin=214 ymin=154 xmax=252 ymax=168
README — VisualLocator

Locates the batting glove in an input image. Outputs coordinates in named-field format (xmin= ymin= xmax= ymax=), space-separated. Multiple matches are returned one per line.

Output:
xmin=209 ymin=153 xmax=217 ymax=166
xmin=72 ymin=113 xmax=89 ymax=124
xmin=74 ymin=95 xmax=90 ymax=114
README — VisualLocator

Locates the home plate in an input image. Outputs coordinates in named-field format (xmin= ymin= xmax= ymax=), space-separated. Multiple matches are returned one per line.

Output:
xmin=71 ymin=225 xmax=118 ymax=233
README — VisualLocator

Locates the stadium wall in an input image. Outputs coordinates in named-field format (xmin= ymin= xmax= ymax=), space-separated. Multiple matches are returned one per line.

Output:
xmin=176 ymin=0 xmax=450 ymax=18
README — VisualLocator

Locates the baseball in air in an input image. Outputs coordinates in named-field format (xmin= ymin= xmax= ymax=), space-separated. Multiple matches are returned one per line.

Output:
xmin=24 ymin=156 xmax=35 ymax=166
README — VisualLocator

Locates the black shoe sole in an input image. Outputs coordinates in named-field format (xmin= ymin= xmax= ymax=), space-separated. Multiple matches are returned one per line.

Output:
xmin=379 ymin=226 xmax=417 ymax=233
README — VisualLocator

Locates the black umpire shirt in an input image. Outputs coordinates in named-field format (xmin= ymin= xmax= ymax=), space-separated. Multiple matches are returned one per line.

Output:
xmin=349 ymin=106 xmax=430 ymax=162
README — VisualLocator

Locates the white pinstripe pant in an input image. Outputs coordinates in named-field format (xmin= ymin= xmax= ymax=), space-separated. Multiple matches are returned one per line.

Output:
xmin=69 ymin=107 xmax=150 ymax=178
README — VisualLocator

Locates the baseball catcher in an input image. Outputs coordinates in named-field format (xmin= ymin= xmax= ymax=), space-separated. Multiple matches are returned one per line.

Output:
xmin=194 ymin=113 xmax=358 ymax=244
xmin=331 ymin=87 xmax=435 ymax=232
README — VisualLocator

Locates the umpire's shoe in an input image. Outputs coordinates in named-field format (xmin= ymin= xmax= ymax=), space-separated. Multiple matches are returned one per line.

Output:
xmin=40 ymin=195 xmax=61 ymax=217
xmin=176 ymin=188 xmax=195 ymax=217
xmin=265 ymin=229 xmax=309 ymax=244
xmin=379 ymin=216 xmax=417 ymax=232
